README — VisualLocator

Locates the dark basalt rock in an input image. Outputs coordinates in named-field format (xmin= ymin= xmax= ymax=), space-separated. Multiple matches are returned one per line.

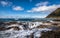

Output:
xmin=0 ymin=22 xmax=5 ymax=25
xmin=0 ymin=27 xmax=8 ymax=31
xmin=36 ymin=25 xmax=50 ymax=28
xmin=30 ymin=33 xmax=34 ymax=38
xmin=0 ymin=26 xmax=21 ymax=31
xmin=12 ymin=26 xmax=20 ymax=30
xmin=23 ymin=24 xmax=29 ymax=30
xmin=8 ymin=21 xmax=17 ymax=24
xmin=40 ymin=31 xmax=60 ymax=38
xmin=4 ymin=21 xmax=18 ymax=25
xmin=53 ymin=19 xmax=60 ymax=21
xmin=7 ymin=26 xmax=21 ymax=30
xmin=52 ymin=23 xmax=58 ymax=25
xmin=18 ymin=23 xmax=23 ymax=25
xmin=4 ymin=22 xmax=11 ymax=25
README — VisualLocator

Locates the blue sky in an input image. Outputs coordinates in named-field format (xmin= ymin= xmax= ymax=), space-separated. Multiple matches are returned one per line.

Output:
xmin=0 ymin=0 xmax=60 ymax=18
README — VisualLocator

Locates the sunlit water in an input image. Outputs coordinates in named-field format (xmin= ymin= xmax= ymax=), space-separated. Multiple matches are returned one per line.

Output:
xmin=0 ymin=24 xmax=52 ymax=38
xmin=0 ymin=18 xmax=53 ymax=38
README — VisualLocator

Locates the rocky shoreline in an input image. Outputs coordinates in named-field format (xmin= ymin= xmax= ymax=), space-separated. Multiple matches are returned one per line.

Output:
xmin=0 ymin=19 xmax=60 ymax=38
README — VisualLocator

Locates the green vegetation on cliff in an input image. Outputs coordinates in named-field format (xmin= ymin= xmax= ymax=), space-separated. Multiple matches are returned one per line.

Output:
xmin=46 ymin=8 xmax=60 ymax=18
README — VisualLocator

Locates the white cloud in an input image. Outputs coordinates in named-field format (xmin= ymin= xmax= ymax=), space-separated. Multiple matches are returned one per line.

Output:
xmin=27 ymin=1 xmax=60 ymax=13
xmin=12 ymin=6 xmax=24 ymax=11
xmin=30 ymin=16 xmax=46 ymax=18
xmin=0 ymin=1 xmax=12 ymax=6
xmin=36 ymin=1 xmax=48 ymax=6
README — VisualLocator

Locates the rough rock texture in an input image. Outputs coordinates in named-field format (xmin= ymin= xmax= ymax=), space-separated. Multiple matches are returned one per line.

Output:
xmin=40 ymin=30 xmax=60 ymax=38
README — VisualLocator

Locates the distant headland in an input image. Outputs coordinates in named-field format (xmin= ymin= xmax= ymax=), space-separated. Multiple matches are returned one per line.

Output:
xmin=46 ymin=8 xmax=60 ymax=19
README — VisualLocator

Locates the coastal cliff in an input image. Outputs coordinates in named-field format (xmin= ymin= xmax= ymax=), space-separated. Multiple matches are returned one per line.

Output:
xmin=46 ymin=8 xmax=60 ymax=18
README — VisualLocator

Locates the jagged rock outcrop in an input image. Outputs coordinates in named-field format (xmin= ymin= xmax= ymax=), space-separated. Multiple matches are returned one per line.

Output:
xmin=40 ymin=30 xmax=60 ymax=38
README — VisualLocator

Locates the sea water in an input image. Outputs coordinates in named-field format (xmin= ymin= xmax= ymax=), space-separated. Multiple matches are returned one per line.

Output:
xmin=0 ymin=18 xmax=53 ymax=38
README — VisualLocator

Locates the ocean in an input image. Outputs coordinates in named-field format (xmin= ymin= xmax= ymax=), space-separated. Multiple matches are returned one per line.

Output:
xmin=0 ymin=18 xmax=55 ymax=38
xmin=0 ymin=18 xmax=54 ymax=22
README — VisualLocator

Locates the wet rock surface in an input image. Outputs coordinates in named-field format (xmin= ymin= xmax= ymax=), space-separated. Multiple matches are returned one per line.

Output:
xmin=40 ymin=30 xmax=60 ymax=38
xmin=0 ymin=21 xmax=60 ymax=38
